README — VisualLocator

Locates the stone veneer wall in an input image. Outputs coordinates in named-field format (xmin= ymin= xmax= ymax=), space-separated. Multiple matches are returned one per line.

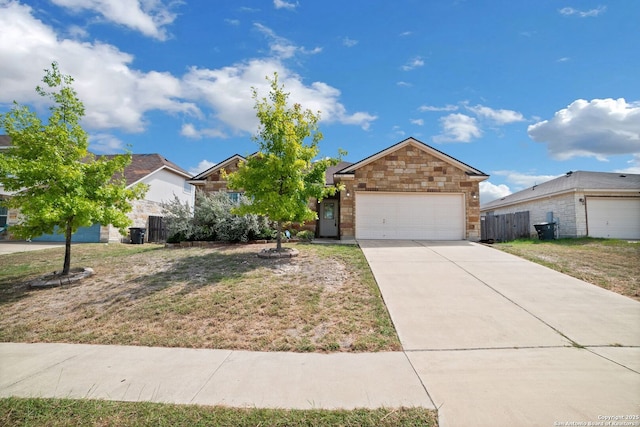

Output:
xmin=107 ymin=199 xmax=165 ymax=242
xmin=337 ymin=145 xmax=481 ymax=240
xmin=197 ymin=160 xmax=241 ymax=195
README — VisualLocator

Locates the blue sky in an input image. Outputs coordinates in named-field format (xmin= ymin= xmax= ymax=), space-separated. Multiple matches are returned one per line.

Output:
xmin=1 ymin=0 xmax=639 ymax=204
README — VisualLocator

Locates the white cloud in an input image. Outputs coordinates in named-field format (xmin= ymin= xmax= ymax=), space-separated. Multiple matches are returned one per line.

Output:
xmin=491 ymin=170 xmax=562 ymax=191
xmin=274 ymin=0 xmax=297 ymax=10
xmin=528 ymin=98 xmax=640 ymax=160
xmin=615 ymin=154 xmax=640 ymax=174
xmin=402 ymin=56 xmax=424 ymax=71
xmin=0 ymin=2 xmax=376 ymax=139
xmin=180 ymin=123 xmax=227 ymax=139
xmin=0 ymin=1 xmax=198 ymax=132
xmin=50 ymin=0 xmax=179 ymax=40
xmin=432 ymin=114 xmax=481 ymax=143
xmin=557 ymin=57 xmax=570 ymax=62
xmin=479 ymin=181 xmax=511 ymax=204
xmin=342 ymin=37 xmax=358 ymax=47
xmin=225 ymin=19 xmax=240 ymax=26
xmin=399 ymin=31 xmax=412 ymax=37
xmin=89 ymin=133 xmax=125 ymax=153
xmin=189 ymin=159 xmax=217 ymax=176
xmin=419 ymin=104 xmax=458 ymax=112
xmin=559 ymin=6 xmax=606 ymax=17
xmin=182 ymin=59 xmax=377 ymax=133
xmin=254 ymin=23 xmax=321 ymax=59
xmin=465 ymin=104 xmax=525 ymax=125
xmin=410 ymin=119 xmax=424 ymax=126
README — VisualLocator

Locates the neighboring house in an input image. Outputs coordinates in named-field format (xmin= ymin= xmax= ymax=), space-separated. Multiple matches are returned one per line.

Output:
xmin=480 ymin=171 xmax=640 ymax=240
xmin=0 ymin=137 xmax=195 ymax=242
xmin=190 ymin=137 xmax=489 ymax=241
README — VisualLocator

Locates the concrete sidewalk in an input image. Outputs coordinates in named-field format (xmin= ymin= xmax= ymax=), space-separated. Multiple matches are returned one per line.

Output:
xmin=0 ymin=241 xmax=65 ymax=255
xmin=360 ymin=240 xmax=640 ymax=427
xmin=0 ymin=343 xmax=434 ymax=410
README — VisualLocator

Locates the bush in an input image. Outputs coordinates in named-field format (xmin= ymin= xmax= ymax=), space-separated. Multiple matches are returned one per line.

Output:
xmin=162 ymin=192 xmax=276 ymax=243
xmin=296 ymin=230 xmax=315 ymax=241
xmin=162 ymin=196 xmax=194 ymax=242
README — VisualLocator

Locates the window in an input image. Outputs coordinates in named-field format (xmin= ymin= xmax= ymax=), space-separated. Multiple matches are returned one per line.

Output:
xmin=323 ymin=202 xmax=335 ymax=220
xmin=0 ymin=200 xmax=7 ymax=228
xmin=183 ymin=181 xmax=192 ymax=194
xmin=228 ymin=192 xmax=242 ymax=203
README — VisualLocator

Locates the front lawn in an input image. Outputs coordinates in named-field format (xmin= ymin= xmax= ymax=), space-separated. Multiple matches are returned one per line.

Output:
xmin=0 ymin=242 xmax=400 ymax=352
xmin=494 ymin=238 xmax=639 ymax=301
xmin=0 ymin=397 xmax=438 ymax=427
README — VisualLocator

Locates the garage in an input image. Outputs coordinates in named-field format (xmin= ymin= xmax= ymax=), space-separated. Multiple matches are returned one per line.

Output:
xmin=355 ymin=192 xmax=465 ymax=240
xmin=587 ymin=197 xmax=640 ymax=239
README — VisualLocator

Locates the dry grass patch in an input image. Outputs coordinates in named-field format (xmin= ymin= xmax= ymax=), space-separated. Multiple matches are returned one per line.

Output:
xmin=0 ymin=243 xmax=400 ymax=352
xmin=494 ymin=238 xmax=640 ymax=301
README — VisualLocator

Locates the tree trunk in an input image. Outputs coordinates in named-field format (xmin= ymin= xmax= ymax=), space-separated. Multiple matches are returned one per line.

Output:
xmin=62 ymin=220 xmax=72 ymax=275
xmin=276 ymin=221 xmax=282 ymax=251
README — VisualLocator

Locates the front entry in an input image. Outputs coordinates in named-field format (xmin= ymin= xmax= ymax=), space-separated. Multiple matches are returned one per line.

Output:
xmin=318 ymin=199 xmax=338 ymax=237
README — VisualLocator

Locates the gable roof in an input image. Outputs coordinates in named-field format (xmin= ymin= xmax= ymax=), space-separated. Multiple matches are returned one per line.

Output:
xmin=482 ymin=171 xmax=640 ymax=210
xmin=103 ymin=153 xmax=191 ymax=187
xmin=335 ymin=137 xmax=488 ymax=179
xmin=326 ymin=161 xmax=353 ymax=185
xmin=190 ymin=154 xmax=246 ymax=182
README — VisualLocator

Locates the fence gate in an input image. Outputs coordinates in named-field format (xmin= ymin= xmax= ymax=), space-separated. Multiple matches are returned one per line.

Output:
xmin=481 ymin=211 xmax=530 ymax=242
xmin=147 ymin=216 xmax=167 ymax=243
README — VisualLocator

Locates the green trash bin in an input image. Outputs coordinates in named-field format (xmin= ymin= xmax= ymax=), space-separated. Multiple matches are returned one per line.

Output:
xmin=129 ymin=227 xmax=146 ymax=244
xmin=534 ymin=223 xmax=555 ymax=240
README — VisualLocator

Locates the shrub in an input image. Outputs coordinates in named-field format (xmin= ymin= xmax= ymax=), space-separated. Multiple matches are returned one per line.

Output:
xmin=296 ymin=230 xmax=315 ymax=241
xmin=162 ymin=196 xmax=194 ymax=242
xmin=162 ymin=192 xmax=276 ymax=243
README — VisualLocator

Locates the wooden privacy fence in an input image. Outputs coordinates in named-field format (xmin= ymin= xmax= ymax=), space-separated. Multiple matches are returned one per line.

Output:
xmin=481 ymin=211 xmax=530 ymax=242
xmin=147 ymin=215 xmax=167 ymax=243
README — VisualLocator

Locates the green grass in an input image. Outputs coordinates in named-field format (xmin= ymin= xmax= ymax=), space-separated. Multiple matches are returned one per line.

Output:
xmin=0 ymin=397 xmax=438 ymax=427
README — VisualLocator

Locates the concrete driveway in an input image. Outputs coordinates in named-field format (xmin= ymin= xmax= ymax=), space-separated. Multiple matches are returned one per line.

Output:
xmin=359 ymin=240 xmax=640 ymax=427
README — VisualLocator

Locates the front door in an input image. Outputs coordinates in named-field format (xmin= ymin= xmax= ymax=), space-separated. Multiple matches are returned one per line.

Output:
xmin=319 ymin=200 xmax=338 ymax=237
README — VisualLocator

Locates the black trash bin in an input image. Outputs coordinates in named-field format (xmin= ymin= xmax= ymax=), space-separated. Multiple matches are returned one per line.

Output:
xmin=129 ymin=227 xmax=146 ymax=244
xmin=534 ymin=223 xmax=555 ymax=240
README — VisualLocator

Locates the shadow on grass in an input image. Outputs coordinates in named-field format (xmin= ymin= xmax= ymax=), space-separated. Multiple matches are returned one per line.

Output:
xmin=69 ymin=247 xmax=296 ymax=313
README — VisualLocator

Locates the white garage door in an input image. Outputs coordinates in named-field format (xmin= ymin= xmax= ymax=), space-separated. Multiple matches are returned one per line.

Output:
xmin=355 ymin=192 xmax=465 ymax=240
xmin=587 ymin=197 xmax=640 ymax=239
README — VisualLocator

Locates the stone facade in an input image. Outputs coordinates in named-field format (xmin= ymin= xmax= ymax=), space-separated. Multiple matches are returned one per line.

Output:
xmin=196 ymin=158 xmax=242 ymax=196
xmin=336 ymin=144 xmax=482 ymax=240
xmin=106 ymin=198 xmax=166 ymax=242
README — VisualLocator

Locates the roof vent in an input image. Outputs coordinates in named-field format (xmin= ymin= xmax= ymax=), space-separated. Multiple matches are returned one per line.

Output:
xmin=566 ymin=171 xmax=573 ymax=177
xmin=620 ymin=174 xmax=627 ymax=178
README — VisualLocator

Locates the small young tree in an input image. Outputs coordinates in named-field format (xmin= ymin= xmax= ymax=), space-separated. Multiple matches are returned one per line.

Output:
xmin=0 ymin=62 xmax=147 ymax=275
xmin=225 ymin=73 xmax=343 ymax=251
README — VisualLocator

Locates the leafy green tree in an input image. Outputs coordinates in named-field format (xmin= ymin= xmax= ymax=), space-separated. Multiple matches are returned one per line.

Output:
xmin=225 ymin=73 xmax=343 ymax=251
xmin=0 ymin=62 xmax=146 ymax=275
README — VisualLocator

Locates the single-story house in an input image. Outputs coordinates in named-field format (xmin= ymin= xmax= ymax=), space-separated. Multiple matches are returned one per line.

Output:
xmin=190 ymin=137 xmax=489 ymax=241
xmin=0 ymin=135 xmax=194 ymax=242
xmin=480 ymin=171 xmax=640 ymax=240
